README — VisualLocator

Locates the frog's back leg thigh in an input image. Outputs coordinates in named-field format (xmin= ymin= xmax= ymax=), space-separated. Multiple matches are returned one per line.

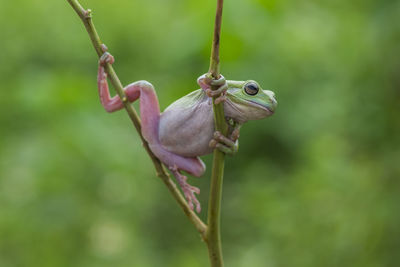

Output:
xmin=149 ymin=144 xmax=206 ymax=177
xmin=98 ymin=63 xmax=161 ymax=142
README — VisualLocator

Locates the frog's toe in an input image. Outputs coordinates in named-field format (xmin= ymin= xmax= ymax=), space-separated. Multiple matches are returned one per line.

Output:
xmin=208 ymin=83 xmax=228 ymax=96
xmin=183 ymin=185 xmax=201 ymax=213
xmin=209 ymin=131 xmax=238 ymax=155
xmin=215 ymin=94 xmax=227 ymax=104
xmin=99 ymin=52 xmax=115 ymax=66
xmin=206 ymin=83 xmax=228 ymax=104
xmin=209 ymin=74 xmax=226 ymax=86
xmin=173 ymin=170 xmax=201 ymax=213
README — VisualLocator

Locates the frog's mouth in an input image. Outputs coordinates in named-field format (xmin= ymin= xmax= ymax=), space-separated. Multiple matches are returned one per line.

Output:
xmin=248 ymin=100 xmax=274 ymax=114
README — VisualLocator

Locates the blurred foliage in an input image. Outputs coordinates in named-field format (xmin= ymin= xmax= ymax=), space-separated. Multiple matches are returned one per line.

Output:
xmin=0 ymin=0 xmax=399 ymax=266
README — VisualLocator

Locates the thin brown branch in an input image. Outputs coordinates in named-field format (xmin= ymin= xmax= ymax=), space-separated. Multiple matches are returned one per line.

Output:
xmin=66 ymin=0 xmax=207 ymax=239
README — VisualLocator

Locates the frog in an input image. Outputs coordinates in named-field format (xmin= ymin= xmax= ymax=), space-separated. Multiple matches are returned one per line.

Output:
xmin=97 ymin=47 xmax=277 ymax=213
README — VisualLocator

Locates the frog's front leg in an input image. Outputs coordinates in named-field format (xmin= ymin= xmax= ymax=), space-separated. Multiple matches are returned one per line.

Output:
xmin=197 ymin=74 xmax=228 ymax=104
xmin=209 ymin=119 xmax=242 ymax=155
xmin=97 ymin=50 xmax=205 ymax=212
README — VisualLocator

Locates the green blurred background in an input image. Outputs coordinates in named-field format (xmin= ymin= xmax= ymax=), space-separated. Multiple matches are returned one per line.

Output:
xmin=1 ymin=0 xmax=399 ymax=266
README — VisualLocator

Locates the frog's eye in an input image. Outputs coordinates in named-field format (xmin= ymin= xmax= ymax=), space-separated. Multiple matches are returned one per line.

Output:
xmin=244 ymin=82 xmax=259 ymax=96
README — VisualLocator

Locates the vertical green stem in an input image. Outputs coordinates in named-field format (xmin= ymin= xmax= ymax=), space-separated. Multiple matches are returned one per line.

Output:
xmin=206 ymin=0 xmax=226 ymax=266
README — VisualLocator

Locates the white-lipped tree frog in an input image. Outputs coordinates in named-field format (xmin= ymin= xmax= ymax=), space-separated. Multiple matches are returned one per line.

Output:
xmin=97 ymin=48 xmax=277 ymax=213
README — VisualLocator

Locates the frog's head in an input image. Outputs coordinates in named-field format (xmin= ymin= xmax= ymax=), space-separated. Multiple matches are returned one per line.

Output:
xmin=225 ymin=80 xmax=277 ymax=123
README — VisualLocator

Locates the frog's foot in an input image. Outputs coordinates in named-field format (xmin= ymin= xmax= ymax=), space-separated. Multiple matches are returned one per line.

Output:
xmin=98 ymin=48 xmax=115 ymax=90
xmin=170 ymin=167 xmax=201 ymax=213
xmin=99 ymin=44 xmax=114 ymax=66
xmin=205 ymin=75 xmax=228 ymax=104
xmin=209 ymin=131 xmax=238 ymax=155
xmin=99 ymin=51 xmax=115 ymax=66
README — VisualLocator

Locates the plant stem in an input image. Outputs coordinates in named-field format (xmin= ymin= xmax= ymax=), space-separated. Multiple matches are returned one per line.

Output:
xmin=66 ymin=0 xmax=207 ymax=239
xmin=206 ymin=0 xmax=226 ymax=266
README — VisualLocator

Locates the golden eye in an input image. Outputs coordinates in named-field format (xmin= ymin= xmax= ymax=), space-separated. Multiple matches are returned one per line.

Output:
xmin=244 ymin=82 xmax=259 ymax=95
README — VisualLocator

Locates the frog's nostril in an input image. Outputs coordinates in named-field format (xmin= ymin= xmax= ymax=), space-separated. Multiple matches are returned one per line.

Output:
xmin=271 ymin=97 xmax=277 ymax=105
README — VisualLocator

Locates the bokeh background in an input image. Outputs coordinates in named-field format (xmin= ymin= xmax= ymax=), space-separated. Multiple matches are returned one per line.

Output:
xmin=1 ymin=0 xmax=399 ymax=266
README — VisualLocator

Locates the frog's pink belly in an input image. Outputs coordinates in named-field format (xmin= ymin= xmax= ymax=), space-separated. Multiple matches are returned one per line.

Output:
xmin=158 ymin=103 xmax=215 ymax=157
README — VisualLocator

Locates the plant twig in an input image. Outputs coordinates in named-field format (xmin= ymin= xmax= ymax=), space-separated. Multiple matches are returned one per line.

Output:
xmin=66 ymin=0 xmax=207 ymax=239
xmin=206 ymin=0 xmax=226 ymax=266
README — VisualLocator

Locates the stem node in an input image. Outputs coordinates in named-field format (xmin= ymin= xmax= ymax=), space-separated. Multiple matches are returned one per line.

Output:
xmin=84 ymin=9 xmax=91 ymax=18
